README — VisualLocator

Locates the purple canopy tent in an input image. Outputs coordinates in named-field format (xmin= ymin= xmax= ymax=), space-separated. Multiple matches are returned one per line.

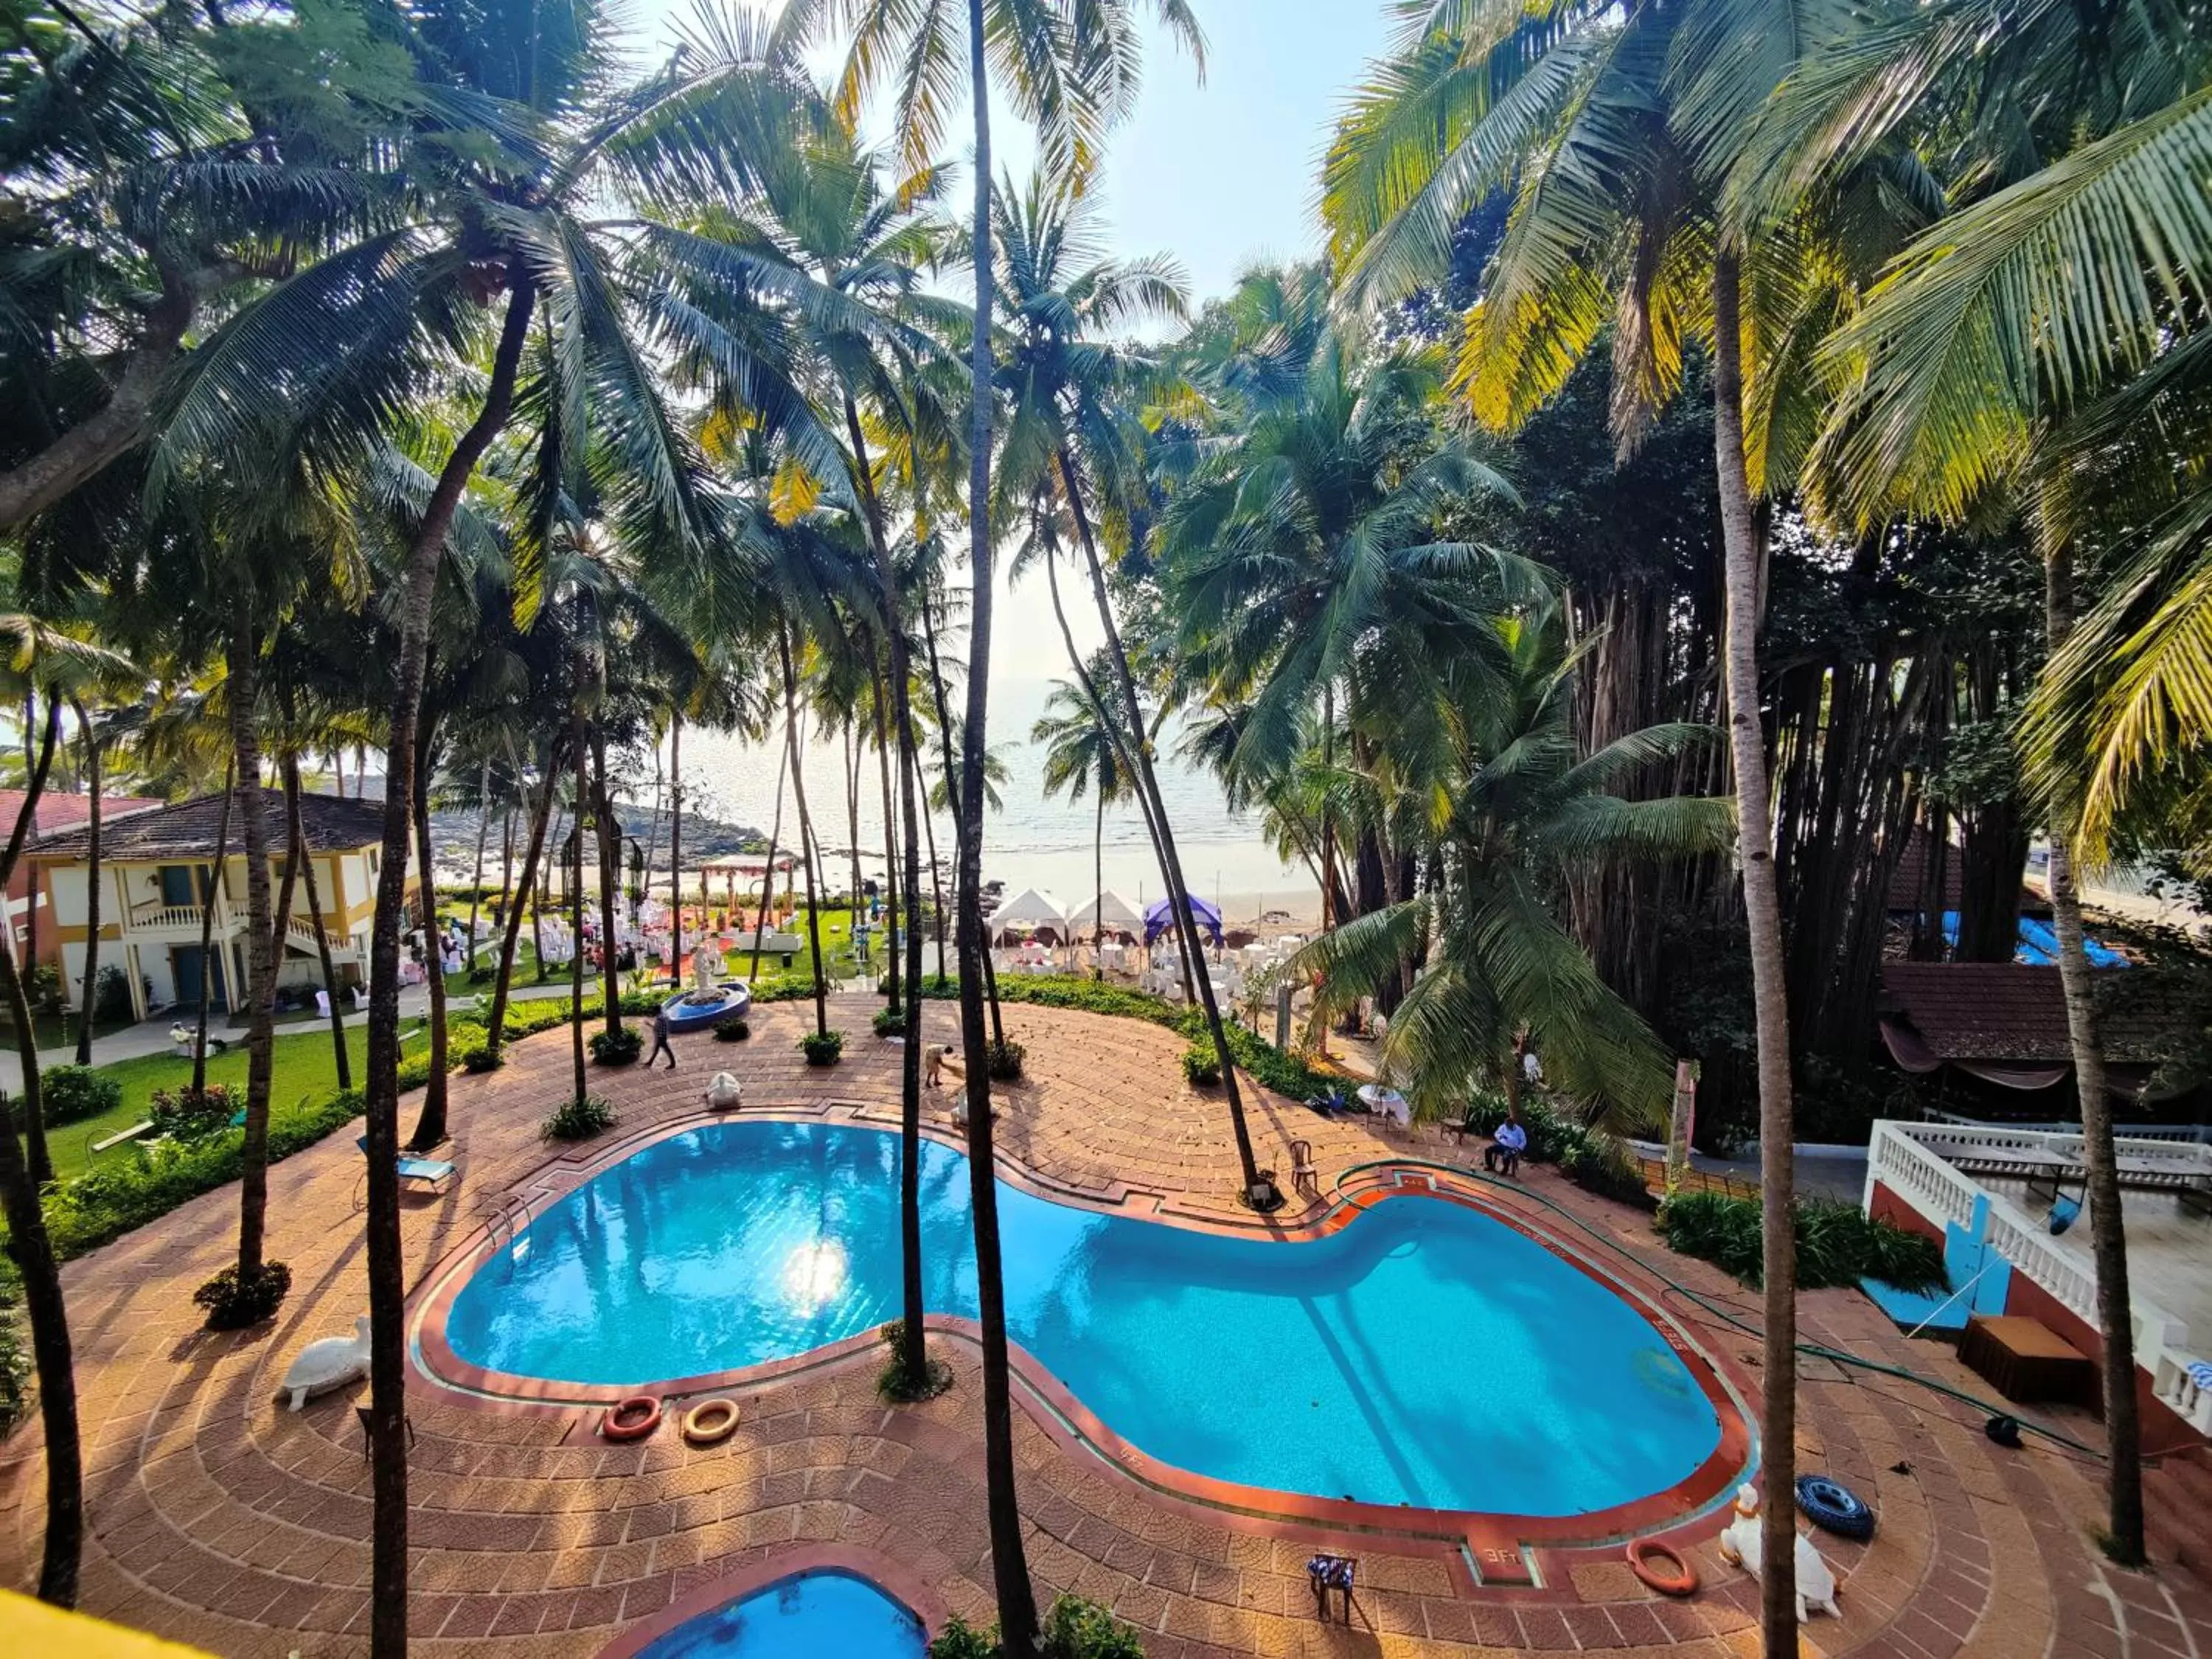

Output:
xmin=1144 ymin=893 xmax=1223 ymax=946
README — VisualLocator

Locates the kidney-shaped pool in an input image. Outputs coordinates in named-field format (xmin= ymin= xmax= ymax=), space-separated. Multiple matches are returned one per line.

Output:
xmin=437 ymin=1119 xmax=1725 ymax=1518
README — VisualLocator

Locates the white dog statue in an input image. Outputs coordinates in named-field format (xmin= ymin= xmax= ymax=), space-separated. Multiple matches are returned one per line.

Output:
xmin=704 ymin=1071 xmax=742 ymax=1110
xmin=282 ymin=1315 xmax=372 ymax=1411
xmin=1717 ymin=1484 xmax=1841 ymax=1620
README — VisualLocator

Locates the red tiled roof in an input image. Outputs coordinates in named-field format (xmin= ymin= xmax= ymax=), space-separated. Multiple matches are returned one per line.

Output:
xmin=1879 ymin=962 xmax=2190 ymax=1066
xmin=1883 ymin=828 xmax=2049 ymax=917
xmin=0 ymin=789 xmax=161 ymax=837
xmin=29 ymin=789 xmax=387 ymax=860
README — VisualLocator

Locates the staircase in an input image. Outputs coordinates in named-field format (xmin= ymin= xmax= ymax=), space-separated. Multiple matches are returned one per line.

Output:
xmin=285 ymin=917 xmax=347 ymax=955
xmin=2146 ymin=1441 xmax=2212 ymax=1579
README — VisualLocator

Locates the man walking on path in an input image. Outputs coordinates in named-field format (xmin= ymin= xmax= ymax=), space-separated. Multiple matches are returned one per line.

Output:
xmin=647 ymin=1007 xmax=676 ymax=1069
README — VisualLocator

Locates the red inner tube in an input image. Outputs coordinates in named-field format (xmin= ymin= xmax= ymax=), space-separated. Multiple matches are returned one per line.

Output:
xmin=600 ymin=1395 xmax=662 ymax=1442
xmin=1625 ymin=1537 xmax=1698 ymax=1596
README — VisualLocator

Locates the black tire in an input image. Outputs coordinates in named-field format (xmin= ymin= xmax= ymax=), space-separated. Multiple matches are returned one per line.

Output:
xmin=1795 ymin=1473 xmax=1874 ymax=1540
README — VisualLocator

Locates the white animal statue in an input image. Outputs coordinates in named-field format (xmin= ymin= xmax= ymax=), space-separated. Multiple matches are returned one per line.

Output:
xmin=282 ymin=1315 xmax=372 ymax=1411
xmin=1717 ymin=1484 xmax=1841 ymax=1620
xmin=691 ymin=940 xmax=726 ymax=995
xmin=705 ymin=1071 xmax=742 ymax=1110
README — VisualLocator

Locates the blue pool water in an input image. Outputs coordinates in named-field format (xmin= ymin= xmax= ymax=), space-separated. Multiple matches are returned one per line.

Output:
xmin=443 ymin=1121 xmax=1721 ymax=1516
xmin=635 ymin=1570 xmax=923 ymax=1658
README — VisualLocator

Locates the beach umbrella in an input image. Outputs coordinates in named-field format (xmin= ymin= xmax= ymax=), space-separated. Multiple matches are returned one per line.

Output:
xmin=1144 ymin=893 xmax=1222 ymax=945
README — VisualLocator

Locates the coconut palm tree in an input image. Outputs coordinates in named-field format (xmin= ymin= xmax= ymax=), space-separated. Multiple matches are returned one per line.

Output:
xmin=1032 ymin=675 xmax=1139 ymax=953
xmin=1294 ymin=605 xmax=1734 ymax=1121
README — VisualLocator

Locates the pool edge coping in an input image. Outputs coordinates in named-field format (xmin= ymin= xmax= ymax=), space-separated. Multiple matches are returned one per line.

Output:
xmin=405 ymin=1104 xmax=1754 ymax=1584
xmin=590 ymin=1545 xmax=946 ymax=1658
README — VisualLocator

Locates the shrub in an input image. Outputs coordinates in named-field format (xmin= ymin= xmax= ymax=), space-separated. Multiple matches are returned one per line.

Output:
xmin=192 ymin=1260 xmax=293 ymax=1329
xmin=149 ymin=1083 xmax=238 ymax=1143
xmin=542 ymin=1095 xmax=617 ymax=1141
xmin=41 ymin=1065 xmax=121 ymax=1127
xmin=590 ymin=1026 xmax=642 ymax=1066
xmin=986 ymin=1038 xmax=1025 ymax=1081
xmin=1658 ymin=1192 xmax=1944 ymax=1293
xmin=93 ymin=963 xmax=133 ymax=1024
xmin=0 ymin=1281 xmax=29 ymax=1439
xmin=462 ymin=1046 xmax=503 ymax=1074
xmin=21 ymin=962 xmax=59 ymax=1012
xmin=926 ymin=1597 xmax=1145 ymax=1659
xmin=714 ymin=1019 xmax=751 ymax=1043
xmin=41 ymin=1090 xmax=365 ymax=1260
xmin=1180 ymin=1043 xmax=1222 ymax=1087
xmin=799 ymin=1029 xmax=844 ymax=1066
xmin=872 ymin=1007 xmax=907 ymax=1037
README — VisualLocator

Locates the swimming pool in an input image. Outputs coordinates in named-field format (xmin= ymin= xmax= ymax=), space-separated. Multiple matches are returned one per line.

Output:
xmin=628 ymin=1569 xmax=923 ymax=1658
xmin=440 ymin=1120 xmax=1724 ymax=1518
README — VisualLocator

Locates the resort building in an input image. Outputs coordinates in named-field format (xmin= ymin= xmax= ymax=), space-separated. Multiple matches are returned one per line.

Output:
xmin=26 ymin=790 xmax=420 ymax=1021
xmin=0 ymin=787 xmax=161 ymax=969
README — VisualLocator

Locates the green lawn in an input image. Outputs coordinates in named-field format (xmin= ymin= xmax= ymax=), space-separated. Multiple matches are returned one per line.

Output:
xmin=46 ymin=1021 xmax=434 ymax=1183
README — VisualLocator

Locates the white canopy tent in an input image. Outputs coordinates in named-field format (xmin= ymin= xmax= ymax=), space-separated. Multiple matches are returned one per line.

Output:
xmin=1067 ymin=889 xmax=1144 ymax=940
xmin=987 ymin=886 xmax=1071 ymax=944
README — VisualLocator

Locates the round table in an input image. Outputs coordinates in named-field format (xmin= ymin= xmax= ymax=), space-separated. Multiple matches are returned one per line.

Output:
xmin=1357 ymin=1084 xmax=1410 ymax=1127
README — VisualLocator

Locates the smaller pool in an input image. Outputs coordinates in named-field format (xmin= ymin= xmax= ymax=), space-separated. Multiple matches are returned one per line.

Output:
xmin=633 ymin=1571 xmax=924 ymax=1658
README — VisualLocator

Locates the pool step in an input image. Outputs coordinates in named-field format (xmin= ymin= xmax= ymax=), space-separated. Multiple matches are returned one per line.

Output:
xmin=2144 ymin=1443 xmax=2212 ymax=1579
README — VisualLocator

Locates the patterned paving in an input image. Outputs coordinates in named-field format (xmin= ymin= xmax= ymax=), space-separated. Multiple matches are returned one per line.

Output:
xmin=2 ymin=992 xmax=2206 ymax=1657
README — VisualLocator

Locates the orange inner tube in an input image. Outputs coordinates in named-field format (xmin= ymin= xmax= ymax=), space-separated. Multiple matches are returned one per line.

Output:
xmin=599 ymin=1395 xmax=662 ymax=1442
xmin=681 ymin=1397 xmax=740 ymax=1446
xmin=1625 ymin=1537 xmax=1698 ymax=1596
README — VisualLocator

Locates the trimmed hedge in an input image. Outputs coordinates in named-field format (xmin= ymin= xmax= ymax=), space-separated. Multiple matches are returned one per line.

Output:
xmin=41 ymin=1065 xmax=122 ymax=1127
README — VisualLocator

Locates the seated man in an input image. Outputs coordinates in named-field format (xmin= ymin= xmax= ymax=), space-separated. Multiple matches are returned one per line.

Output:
xmin=1484 ymin=1114 xmax=1528 ymax=1176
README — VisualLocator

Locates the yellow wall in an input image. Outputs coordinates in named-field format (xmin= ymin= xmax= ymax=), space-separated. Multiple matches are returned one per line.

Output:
xmin=0 ymin=1590 xmax=212 ymax=1656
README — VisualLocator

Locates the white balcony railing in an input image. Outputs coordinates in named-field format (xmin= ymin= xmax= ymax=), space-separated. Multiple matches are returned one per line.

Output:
xmin=1867 ymin=1120 xmax=2212 ymax=1433
xmin=125 ymin=900 xmax=231 ymax=933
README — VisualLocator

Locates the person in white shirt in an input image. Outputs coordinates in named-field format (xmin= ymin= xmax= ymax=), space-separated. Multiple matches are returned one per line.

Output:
xmin=1485 ymin=1116 xmax=1528 ymax=1176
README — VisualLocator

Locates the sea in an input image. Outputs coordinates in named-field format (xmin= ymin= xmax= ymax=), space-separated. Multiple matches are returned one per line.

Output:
xmin=669 ymin=676 xmax=1310 ymax=923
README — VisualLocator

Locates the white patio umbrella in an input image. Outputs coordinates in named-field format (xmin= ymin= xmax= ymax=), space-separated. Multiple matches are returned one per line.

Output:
xmin=988 ymin=886 xmax=1071 ymax=944
xmin=1068 ymin=889 xmax=1144 ymax=941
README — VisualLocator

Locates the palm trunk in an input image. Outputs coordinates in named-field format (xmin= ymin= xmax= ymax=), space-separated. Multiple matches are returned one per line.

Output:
xmin=69 ymin=700 xmax=100 ymax=1071
xmin=570 ymin=702 xmax=587 ymax=1105
xmin=487 ymin=751 xmax=558 ymax=1060
xmin=407 ymin=709 xmax=449 ymax=1151
xmin=846 ymin=397 xmax=931 ymax=1385
xmin=2043 ymin=545 xmax=2144 ymax=1562
xmin=667 ymin=712 xmax=683 ymax=988
xmin=593 ymin=730 xmax=622 ymax=1037
xmin=872 ymin=656 xmax=903 ymax=1014
xmin=1712 ymin=249 xmax=1797 ymax=1659
xmin=191 ymin=762 xmax=234 ymax=1099
xmin=362 ymin=275 xmax=537 ymax=1659
xmin=918 ymin=582 xmax=1005 ymax=1043
xmin=750 ymin=727 xmax=788 ymax=984
xmin=1095 ymin=792 xmax=1105 ymax=957
xmin=1060 ymin=451 xmax=1267 ymax=1200
xmin=230 ymin=623 xmax=279 ymax=1290
xmin=285 ymin=756 xmax=349 ymax=1091
xmin=778 ymin=625 xmax=831 ymax=1037
xmin=465 ymin=758 xmax=490 ymax=975
xmin=961 ymin=7 xmax=1037 ymax=1645
xmin=0 ymin=703 xmax=78 ymax=1605
xmin=844 ymin=720 xmax=863 ymax=936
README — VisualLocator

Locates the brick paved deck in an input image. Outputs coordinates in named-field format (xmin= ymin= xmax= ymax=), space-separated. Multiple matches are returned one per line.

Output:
xmin=4 ymin=993 xmax=2207 ymax=1657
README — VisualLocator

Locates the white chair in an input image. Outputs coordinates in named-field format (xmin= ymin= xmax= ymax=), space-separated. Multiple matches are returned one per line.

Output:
xmin=316 ymin=990 xmax=332 ymax=1019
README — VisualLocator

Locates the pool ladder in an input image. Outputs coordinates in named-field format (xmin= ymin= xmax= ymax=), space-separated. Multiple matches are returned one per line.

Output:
xmin=478 ymin=1192 xmax=535 ymax=1279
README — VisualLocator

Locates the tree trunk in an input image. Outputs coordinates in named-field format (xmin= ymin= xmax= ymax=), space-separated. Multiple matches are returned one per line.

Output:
xmin=0 ymin=705 xmax=78 ymax=1605
xmin=285 ymin=755 xmax=349 ymax=1091
xmin=362 ymin=275 xmax=538 ymax=1659
xmin=592 ymin=728 xmax=622 ymax=1038
xmin=2043 ymin=545 xmax=2145 ymax=1563
xmin=961 ymin=7 xmax=1037 ymax=1645
xmin=487 ymin=750 xmax=558 ymax=1060
xmin=846 ymin=396 xmax=931 ymax=1385
xmin=778 ymin=625 xmax=831 ymax=1037
xmin=844 ymin=719 xmax=863 ymax=936
xmin=191 ymin=762 xmax=235 ymax=1100
xmin=871 ymin=654 xmax=902 ymax=1014
xmin=230 ymin=623 xmax=279 ymax=1289
xmin=1713 ymin=250 xmax=1798 ymax=1659
xmin=1059 ymin=451 xmax=1267 ymax=1199
xmin=465 ymin=757 xmax=491 ymax=975
xmin=917 ymin=582 xmax=1005 ymax=1044
xmin=570 ymin=702 xmax=588 ymax=1105
xmin=70 ymin=700 xmax=101 ymax=1071
xmin=406 ymin=710 xmax=450 ymax=1151
xmin=667 ymin=712 xmax=683 ymax=988
xmin=1095 ymin=792 xmax=1104 ymax=957
xmin=750 ymin=728 xmax=788 ymax=984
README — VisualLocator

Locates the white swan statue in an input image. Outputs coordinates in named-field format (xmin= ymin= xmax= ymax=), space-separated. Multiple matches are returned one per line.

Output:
xmin=282 ymin=1315 xmax=372 ymax=1411
xmin=705 ymin=1071 xmax=742 ymax=1110
xmin=1716 ymin=1484 xmax=1841 ymax=1620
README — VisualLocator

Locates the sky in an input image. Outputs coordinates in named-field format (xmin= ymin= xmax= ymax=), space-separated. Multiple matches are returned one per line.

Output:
xmin=626 ymin=0 xmax=1398 ymax=686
